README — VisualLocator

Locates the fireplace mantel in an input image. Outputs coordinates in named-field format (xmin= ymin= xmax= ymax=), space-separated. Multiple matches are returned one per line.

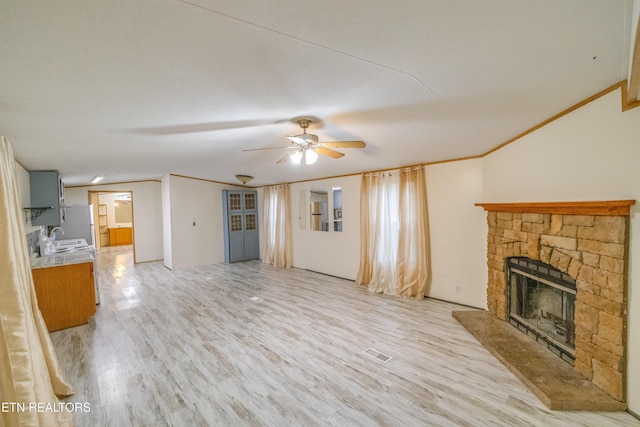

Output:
xmin=475 ymin=200 xmax=635 ymax=216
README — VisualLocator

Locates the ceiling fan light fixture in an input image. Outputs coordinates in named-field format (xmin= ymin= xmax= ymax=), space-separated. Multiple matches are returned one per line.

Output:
xmin=304 ymin=149 xmax=318 ymax=165
xmin=290 ymin=150 xmax=303 ymax=164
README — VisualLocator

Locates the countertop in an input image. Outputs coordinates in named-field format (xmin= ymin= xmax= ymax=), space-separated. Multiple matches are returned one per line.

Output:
xmin=31 ymin=251 xmax=94 ymax=269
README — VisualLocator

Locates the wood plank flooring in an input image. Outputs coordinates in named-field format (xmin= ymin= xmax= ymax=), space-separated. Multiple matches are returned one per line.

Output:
xmin=51 ymin=246 xmax=639 ymax=426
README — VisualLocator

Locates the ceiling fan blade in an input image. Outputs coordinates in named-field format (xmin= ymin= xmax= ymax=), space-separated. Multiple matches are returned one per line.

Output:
xmin=136 ymin=118 xmax=288 ymax=135
xmin=242 ymin=146 xmax=294 ymax=152
xmin=277 ymin=151 xmax=297 ymax=164
xmin=314 ymin=147 xmax=345 ymax=159
xmin=319 ymin=141 xmax=366 ymax=148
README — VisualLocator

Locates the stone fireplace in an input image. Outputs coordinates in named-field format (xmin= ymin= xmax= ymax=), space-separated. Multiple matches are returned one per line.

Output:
xmin=476 ymin=200 xmax=635 ymax=403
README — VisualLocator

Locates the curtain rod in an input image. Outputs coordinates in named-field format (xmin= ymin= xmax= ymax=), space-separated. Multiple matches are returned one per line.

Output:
xmin=362 ymin=166 xmax=424 ymax=177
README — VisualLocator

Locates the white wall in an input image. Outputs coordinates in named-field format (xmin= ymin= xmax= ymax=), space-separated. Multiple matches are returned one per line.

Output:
xmin=482 ymin=88 xmax=640 ymax=413
xmin=162 ymin=175 xmax=244 ymax=270
xmin=630 ymin=0 xmax=640 ymax=92
xmin=426 ymin=159 xmax=487 ymax=308
xmin=290 ymin=175 xmax=361 ymax=280
xmin=64 ymin=181 xmax=163 ymax=263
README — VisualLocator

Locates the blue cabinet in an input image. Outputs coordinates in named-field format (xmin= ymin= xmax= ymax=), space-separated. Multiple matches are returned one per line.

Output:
xmin=222 ymin=190 xmax=259 ymax=263
xmin=29 ymin=170 xmax=64 ymax=226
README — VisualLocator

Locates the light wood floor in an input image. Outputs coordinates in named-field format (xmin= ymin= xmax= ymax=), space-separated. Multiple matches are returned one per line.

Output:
xmin=51 ymin=246 xmax=639 ymax=426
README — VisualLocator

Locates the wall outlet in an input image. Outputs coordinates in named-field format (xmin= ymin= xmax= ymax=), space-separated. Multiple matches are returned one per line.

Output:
xmin=455 ymin=286 xmax=461 ymax=294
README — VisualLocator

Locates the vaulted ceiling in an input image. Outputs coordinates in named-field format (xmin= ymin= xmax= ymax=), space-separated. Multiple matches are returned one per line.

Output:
xmin=1 ymin=1 xmax=636 ymax=186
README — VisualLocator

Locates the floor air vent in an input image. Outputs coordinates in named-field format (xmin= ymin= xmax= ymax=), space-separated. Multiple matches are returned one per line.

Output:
xmin=363 ymin=348 xmax=392 ymax=363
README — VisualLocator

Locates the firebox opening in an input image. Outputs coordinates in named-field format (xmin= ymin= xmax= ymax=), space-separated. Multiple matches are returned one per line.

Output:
xmin=506 ymin=257 xmax=576 ymax=365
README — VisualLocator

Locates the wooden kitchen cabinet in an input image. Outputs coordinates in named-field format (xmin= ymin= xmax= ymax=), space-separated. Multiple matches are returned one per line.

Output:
xmin=109 ymin=227 xmax=132 ymax=245
xmin=32 ymin=262 xmax=96 ymax=332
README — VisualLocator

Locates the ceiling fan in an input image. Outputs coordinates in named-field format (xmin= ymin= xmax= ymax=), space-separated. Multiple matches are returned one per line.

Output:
xmin=243 ymin=118 xmax=366 ymax=165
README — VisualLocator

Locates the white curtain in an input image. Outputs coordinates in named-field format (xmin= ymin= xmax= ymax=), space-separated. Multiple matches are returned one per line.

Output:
xmin=357 ymin=171 xmax=400 ymax=295
xmin=0 ymin=137 xmax=75 ymax=427
xmin=356 ymin=167 xmax=430 ymax=299
xmin=397 ymin=166 xmax=431 ymax=298
xmin=262 ymin=184 xmax=293 ymax=268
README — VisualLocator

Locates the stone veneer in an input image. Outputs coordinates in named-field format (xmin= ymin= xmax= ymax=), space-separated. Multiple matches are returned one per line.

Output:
xmin=484 ymin=210 xmax=628 ymax=402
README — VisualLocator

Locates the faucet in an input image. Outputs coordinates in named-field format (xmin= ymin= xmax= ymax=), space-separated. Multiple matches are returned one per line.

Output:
xmin=50 ymin=227 xmax=64 ymax=242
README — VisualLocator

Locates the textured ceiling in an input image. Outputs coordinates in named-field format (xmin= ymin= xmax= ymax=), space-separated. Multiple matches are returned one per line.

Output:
xmin=0 ymin=0 xmax=634 ymax=186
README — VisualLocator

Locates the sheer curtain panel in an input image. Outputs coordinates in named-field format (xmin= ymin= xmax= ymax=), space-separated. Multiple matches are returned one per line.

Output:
xmin=262 ymin=184 xmax=293 ymax=268
xmin=356 ymin=172 xmax=400 ymax=295
xmin=356 ymin=167 xmax=430 ymax=299
xmin=397 ymin=167 xmax=430 ymax=298
xmin=0 ymin=137 xmax=75 ymax=427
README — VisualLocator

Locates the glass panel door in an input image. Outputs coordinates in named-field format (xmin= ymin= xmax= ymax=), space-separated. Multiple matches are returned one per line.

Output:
xmin=244 ymin=192 xmax=256 ymax=210
xmin=245 ymin=213 xmax=257 ymax=231
xmin=229 ymin=193 xmax=242 ymax=210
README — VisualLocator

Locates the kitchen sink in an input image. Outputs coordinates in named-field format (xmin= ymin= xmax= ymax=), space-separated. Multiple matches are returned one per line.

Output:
xmin=47 ymin=239 xmax=94 ymax=255
xmin=51 ymin=247 xmax=80 ymax=253
xmin=51 ymin=247 xmax=71 ymax=253
xmin=53 ymin=239 xmax=86 ymax=247
xmin=50 ymin=246 xmax=93 ymax=254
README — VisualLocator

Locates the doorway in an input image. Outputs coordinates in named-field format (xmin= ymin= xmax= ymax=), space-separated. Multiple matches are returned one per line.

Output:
xmin=88 ymin=190 xmax=135 ymax=261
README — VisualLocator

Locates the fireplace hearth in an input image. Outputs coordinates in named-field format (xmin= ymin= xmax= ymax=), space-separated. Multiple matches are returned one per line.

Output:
xmin=507 ymin=257 xmax=576 ymax=363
